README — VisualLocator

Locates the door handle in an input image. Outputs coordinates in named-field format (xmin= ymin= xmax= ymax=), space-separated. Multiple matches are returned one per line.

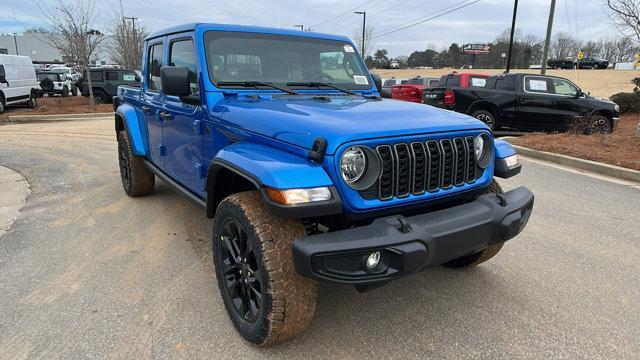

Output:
xmin=141 ymin=105 xmax=152 ymax=115
xmin=159 ymin=111 xmax=172 ymax=122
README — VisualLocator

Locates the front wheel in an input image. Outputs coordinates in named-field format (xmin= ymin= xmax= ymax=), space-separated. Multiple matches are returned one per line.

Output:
xmin=442 ymin=180 xmax=505 ymax=268
xmin=213 ymin=191 xmax=317 ymax=346
xmin=471 ymin=110 xmax=497 ymax=131
xmin=587 ymin=116 xmax=612 ymax=134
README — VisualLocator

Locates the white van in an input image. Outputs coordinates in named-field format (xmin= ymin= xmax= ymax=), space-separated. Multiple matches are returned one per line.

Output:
xmin=0 ymin=55 xmax=39 ymax=113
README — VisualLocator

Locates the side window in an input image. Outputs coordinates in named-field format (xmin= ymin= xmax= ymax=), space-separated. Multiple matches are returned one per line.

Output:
xmin=147 ymin=43 xmax=164 ymax=91
xmin=524 ymin=77 xmax=550 ymax=94
xmin=551 ymin=78 xmax=578 ymax=96
xmin=428 ymin=79 xmax=439 ymax=86
xmin=121 ymin=72 xmax=138 ymax=82
xmin=468 ymin=76 xmax=487 ymax=87
xmin=494 ymin=76 xmax=515 ymax=91
xmin=169 ymin=39 xmax=198 ymax=95
xmin=90 ymin=71 xmax=103 ymax=82
xmin=446 ymin=76 xmax=460 ymax=87
xmin=105 ymin=71 xmax=118 ymax=81
xmin=0 ymin=65 xmax=5 ymax=77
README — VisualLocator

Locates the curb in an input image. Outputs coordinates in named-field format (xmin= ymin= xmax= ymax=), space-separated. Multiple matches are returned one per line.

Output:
xmin=0 ymin=166 xmax=30 ymax=239
xmin=7 ymin=112 xmax=114 ymax=122
xmin=513 ymin=144 xmax=640 ymax=183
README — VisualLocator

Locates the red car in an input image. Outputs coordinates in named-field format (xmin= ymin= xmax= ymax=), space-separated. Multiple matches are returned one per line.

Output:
xmin=390 ymin=76 xmax=440 ymax=103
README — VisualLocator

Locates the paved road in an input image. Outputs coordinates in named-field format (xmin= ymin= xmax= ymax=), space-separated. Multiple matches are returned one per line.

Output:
xmin=0 ymin=119 xmax=639 ymax=359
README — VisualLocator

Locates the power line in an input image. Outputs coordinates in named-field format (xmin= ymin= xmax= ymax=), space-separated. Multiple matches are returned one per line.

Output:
xmin=372 ymin=0 xmax=480 ymax=40
xmin=327 ymin=0 xmax=393 ymax=32
xmin=563 ymin=0 xmax=573 ymax=38
xmin=368 ymin=0 xmax=414 ymax=17
xmin=312 ymin=0 xmax=386 ymax=29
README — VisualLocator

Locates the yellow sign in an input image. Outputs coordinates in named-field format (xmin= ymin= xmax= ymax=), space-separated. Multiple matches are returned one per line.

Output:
xmin=577 ymin=51 xmax=584 ymax=61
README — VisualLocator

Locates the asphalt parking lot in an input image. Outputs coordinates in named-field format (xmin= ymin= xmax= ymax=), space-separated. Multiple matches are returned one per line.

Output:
xmin=0 ymin=119 xmax=639 ymax=359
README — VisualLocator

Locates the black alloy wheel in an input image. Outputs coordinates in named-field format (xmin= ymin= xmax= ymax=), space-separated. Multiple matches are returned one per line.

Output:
xmin=218 ymin=218 xmax=263 ymax=324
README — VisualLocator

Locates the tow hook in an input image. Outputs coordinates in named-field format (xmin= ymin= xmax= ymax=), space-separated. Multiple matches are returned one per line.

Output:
xmin=496 ymin=193 xmax=508 ymax=207
xmin=387 ymin=217 xmax=412 ymax=233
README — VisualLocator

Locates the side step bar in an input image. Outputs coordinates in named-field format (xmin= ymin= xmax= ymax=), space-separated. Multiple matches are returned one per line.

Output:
xmin=143 ymin=160 xmax=206 ymax=208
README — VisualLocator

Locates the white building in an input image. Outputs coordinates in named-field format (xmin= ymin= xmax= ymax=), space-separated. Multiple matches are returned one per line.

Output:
xmin=0 ymin=32 xmax=111 ymax=65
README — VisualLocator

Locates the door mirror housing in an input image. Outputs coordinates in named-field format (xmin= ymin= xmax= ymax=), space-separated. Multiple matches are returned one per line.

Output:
xmin=370 ymin=73 xmax=382 ymax=93
xmin=160 ymin=66 xmax=199 ymax=105
xmin=574 ymin=89 xmax=584 ymax=98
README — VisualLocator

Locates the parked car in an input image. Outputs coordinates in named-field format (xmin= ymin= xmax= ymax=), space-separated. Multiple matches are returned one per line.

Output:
xmin=49 ymin=65 xmax=81 ymax=84
xmin=423 ymin=73 xmax=620 ymax=133
xmin=81 ymin=68 xmax=140 ymax=103
xmin=547 ymin=58 xmax=576 ymax=69
xmin=114 ymin=23 xmax=534 ymax=346
xmin=437 ymin=72 xmax=490 ymax=88
xmin=577 ymin=57 xmax=609 ymax=69
xmin=0 ymin=54 xmax=39 ymax=113
xmin=36 ymin=70 xmax=74 ymax=98
xmin=380 ymin=77 xmax=406 ymax=98
xmin=390 ymin=76 xmax=441 ymax=102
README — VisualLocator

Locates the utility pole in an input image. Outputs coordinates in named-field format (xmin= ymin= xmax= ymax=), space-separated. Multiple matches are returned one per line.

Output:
xmin=505 ymin=0 xmax=519 ymax=73
xmin=294 ymin=24 xmax=304 ymax=31
xmin=123 ymin=16 xmax=139 ymax=35
xmin=354 ymin=11 xmax=366 ymax=58
xmin=541 ymin=0 xmax=556 ymax=75
xmin=11 ymin=33 xmax=19 ymax=55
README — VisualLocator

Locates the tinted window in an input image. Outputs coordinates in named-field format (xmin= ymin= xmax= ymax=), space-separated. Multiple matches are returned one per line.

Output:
xmin=147 ymin=43 xmax=164 ymax=91
xmin=90 ymin=71 xmax=103 ymax=82
xmin=524 ymin=76 xmax=550 ymax=93
xmin=0 ymin=65 xmax=4 ymax=77
xmin=383 ymin=79 xmax=396 ymax=86
xmin=105 ymin=71 xmax=118 ymax=81
xmin=170 ymin=39 xmax=198 ymax=95
xmin=494 ymin=76 xmax=515 ymax=91
xmin=552 ymin=78 xmax=578 ymax=96
xmin=446 ymin=76 xmax=460 ymax=87
xmin=428 ymin=79 xmax=439 ymax=86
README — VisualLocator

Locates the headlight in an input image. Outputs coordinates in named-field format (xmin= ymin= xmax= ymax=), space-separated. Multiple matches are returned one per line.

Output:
xmin=615 ymin=104 xmax=620 ymax=112
xmin=475 ymin=134 xmax=493 ymax=169
xmin=340 ymin=146 xmax=381 ymax=190
xmin=340 ymin=146 xmax=367 ymax=184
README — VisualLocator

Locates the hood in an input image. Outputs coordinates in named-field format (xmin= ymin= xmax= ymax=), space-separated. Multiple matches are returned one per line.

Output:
xmin=218 ymin=94 xmax=489 ymax=155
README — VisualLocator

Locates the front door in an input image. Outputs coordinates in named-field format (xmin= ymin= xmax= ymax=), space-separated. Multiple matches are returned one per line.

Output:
xmin=163 ymin=36 xmax=205 ymax=193
xmin=550 ymin=77 xmax=587 ymax=131
xmin=141 ymin=41 xmax=166 ymax=167
xmin=517 ymin=76 xmax=557 ymax=131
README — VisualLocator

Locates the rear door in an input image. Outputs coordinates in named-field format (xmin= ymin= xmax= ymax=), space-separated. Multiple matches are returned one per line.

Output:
xmin=141 ymin=40 xmax=166 ymax=167
xmin=163 ymin=35 xmax=206 ymax=193
xmin=516 ymin=76 xmax=557 ymax=130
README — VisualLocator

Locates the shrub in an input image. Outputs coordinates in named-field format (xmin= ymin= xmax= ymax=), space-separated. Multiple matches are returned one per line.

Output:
xmin=610 ymin=91 xmax=640 ymax=114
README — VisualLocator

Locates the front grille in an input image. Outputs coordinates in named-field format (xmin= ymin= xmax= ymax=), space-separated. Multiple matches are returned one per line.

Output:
xmin=360 ymin=136 xmax=480 ymax=201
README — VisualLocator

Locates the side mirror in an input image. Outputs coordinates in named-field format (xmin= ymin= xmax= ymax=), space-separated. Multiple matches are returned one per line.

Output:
xmin=161 ymin=66 xmax=191 ymax=97
xmin=574 ymin=89 xmax=584 ymax=98
xmin=370 ymin=73 xmax=382 ymax=93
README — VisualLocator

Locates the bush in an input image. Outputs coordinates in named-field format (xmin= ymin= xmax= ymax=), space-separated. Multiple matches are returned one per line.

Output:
xmin=610 ymin=91 xmax=640 ymax=114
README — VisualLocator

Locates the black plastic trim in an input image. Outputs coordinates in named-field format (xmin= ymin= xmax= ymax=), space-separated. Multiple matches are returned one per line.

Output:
xmin=143 ymin=160 xmax=206 ymax=208
xmin=494 ymin=157 xmax=522 ymax=179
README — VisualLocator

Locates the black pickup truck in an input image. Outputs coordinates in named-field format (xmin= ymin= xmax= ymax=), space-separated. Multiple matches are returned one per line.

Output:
xmin=423 ymin=73 xmax=620 ymax=133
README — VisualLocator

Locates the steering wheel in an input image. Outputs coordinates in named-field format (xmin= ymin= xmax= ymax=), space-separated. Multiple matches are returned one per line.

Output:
xmin=309 ymin=73 xmax=335 ymax=82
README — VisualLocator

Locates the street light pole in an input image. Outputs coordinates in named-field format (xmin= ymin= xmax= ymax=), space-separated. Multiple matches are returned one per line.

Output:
xmin=12 ymin=33 xmax=19 ymax=55
xmin=354 ymin=11 xmax=366 ymax=58
xmin=505 ymin=0 xmax=519 ymax=73
xmin=541 ymin=0 xmax=556 ymax=75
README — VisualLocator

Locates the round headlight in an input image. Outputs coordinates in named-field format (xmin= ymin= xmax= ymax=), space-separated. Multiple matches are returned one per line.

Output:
xmin=340 ymin=146 xmax=367 ymax=184
xmin=475 ymin=134 xmax=493 ymax=169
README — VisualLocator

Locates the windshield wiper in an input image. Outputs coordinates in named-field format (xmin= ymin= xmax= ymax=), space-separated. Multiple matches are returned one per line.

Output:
xmin=287 ymin=82 xmax=357 ymax=95
xmin=216 ymin=81 xmax=298 ymax=95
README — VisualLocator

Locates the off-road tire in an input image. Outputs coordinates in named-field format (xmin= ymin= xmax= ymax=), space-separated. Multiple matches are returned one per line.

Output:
xmin=27 ymin=92 xmax=37 ymax=108
xmin=0 ymin=96 xmax=5 ymax=114
xmin=116 ymin=130 xmax=155 ymax=196
xmin=62 ymin=86 xmax=68 ymax=97
xmin=213 ymin=191 xmax=316 ymax=346
xmin=442 ymin=180 xmax=505 ymax=268
xmin=93 ymin=90 xmax=108 ymax=104
xmin=71 ymin=86 xmax=78 ymax=97
xmin=471 ymin=109 xmax=497 ymax=131
xmin=586 ymin=115 xmax=612 ymax=134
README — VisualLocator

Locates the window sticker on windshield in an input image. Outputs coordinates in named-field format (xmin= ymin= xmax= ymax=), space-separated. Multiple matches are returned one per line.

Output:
xmin=528 ymin=79 xmax=547 ymax=91
xmin=470 ymin=78 xmax=486 ymax=87
xmin=123 ymin=74 xmax=136 ymax=81
xmin=344 ymin=44 xmax=355 ymax=53
xmin=353 ymin=75 xmax=369 ymax=85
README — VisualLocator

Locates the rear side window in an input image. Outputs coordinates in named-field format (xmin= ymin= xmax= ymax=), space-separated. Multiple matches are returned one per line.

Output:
xmin=0 ymin=65 xmax=5 ymax=77
xmin=428 ymin=79 xmax=439 ymax=86
xmin=147 ymin=43 xmax=164 ymax=91
xmin=468 ymin=76 xmax=487 ymax=87
xmin=494 ymin=76 xmax=515 ymax=91
xmin=105 ymin=71 xmax=118 ymax=81
xmin=383 ymin=79 xmax=396 ymax=86
xmin=169 ymin=39 xmax=198 ymax=95
xmin=90 ymin=71 xmax=103 ymax=82
xmin=445 ymin=76 xmax=460 ymax=87
xmin=524 ymin=76 xmax=550 ymax=94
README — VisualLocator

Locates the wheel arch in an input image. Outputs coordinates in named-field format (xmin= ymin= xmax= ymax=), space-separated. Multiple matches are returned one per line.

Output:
xmin=468 ymin=101 xmax=499 ymax=120
xmin=115 ymin=103 xmax=148 ymax=156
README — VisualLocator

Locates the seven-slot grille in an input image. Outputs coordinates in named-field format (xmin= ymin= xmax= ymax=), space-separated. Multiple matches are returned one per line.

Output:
xmin=361 ymin=136 xmax=480 ymax=201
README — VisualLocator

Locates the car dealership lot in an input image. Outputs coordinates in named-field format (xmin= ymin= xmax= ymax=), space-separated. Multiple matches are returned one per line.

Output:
xmin=0 ymin=119 xmax=639 ymax=359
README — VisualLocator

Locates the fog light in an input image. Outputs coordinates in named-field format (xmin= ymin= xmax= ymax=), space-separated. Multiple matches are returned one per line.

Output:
xmin=366 ymin=251 xmax=381 ymax=269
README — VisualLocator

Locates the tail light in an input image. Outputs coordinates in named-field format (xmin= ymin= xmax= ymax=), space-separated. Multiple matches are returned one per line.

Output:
xmin=444 ymin=89 xmax=455 ymax=106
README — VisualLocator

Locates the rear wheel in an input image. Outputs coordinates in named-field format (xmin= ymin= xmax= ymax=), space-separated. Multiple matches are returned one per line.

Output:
xmin=93 ymin=90 xmax=108 ymax=104
xmin=0 ymin=96 xmax=5 ymax=114
xmin=442 ymin=180 xmax=505 ymax=268
xmin=71 ymin=86 xmax=78 ymax=96
xmin=471 ymin=109 xmax=497 ymax=131
xmin=213 ymin=191 xmax=317 ymax=346
xmin=117 ymin=130 xmax=155 ymax=196
xmin=26 ymin=92 xmax=37 ymax=108
xmin=62 ymin=86 xmax=68 ymax=97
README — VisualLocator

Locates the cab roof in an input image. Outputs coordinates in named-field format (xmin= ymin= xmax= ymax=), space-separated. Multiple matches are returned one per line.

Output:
xmin=146 ymin=22 xmax=352 ymax=43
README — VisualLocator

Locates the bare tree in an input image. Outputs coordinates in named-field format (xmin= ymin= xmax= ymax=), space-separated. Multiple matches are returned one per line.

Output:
xmin=550 ymin=32 xmax=583 ymax=59
xmin=352 ymin=25 xmax=376 ymax=58
xmin=33 ymin=0 xmax=106 ymax=105
xmin=107 ymin=0 xmax=147 ymax=70
xmin=582 ymin=40 xmax=603 ymax=57
xmin=604 ymin=0 xmax=640 ymax=41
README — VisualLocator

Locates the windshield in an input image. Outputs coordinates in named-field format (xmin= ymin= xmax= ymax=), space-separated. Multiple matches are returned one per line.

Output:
xmin=37 ymin=73 xmax=61 ymax=81
xmin=204 ymin=31 xmax=371 ymax=90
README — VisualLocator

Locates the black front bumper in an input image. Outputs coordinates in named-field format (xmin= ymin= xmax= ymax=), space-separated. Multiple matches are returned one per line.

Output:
xmin=293 ymin=186 xmax=534 ymax=284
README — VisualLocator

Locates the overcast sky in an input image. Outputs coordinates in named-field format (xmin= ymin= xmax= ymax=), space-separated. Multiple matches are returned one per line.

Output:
xmin=2 ymin=0 xmax=616 ymax=57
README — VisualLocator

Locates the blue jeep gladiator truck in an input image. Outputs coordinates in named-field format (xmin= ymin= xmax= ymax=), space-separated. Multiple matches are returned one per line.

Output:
xmin=114 ymin=23 xmax=534 ymax=346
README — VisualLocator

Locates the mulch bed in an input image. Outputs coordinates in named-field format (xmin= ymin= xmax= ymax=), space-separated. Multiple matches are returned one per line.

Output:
xmin=511 ymin=114 xmax=640 ymax=171
xmin=1 ymin=96 xmax=112 ymax=121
